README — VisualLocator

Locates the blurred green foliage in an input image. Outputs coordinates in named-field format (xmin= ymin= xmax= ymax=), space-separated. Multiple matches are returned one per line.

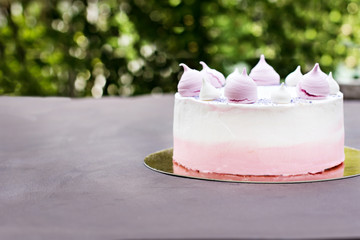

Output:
xmin=0 ymin=0 xmax=359 ymax=97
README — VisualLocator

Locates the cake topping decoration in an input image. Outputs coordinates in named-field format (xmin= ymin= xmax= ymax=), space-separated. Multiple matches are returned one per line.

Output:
xmin=224 ymin=67 xmax=258 ymax=103
xmin=271 ymin=83 xmax=292 ymax=104
xmin=200 ymin=61 xmax=225 ymax=88
xmin=285 ymin=66 xmax=303 ymax=87
xmin=249 ymin=54 xmax=280 ymax=86
xmin=297 ymin=63 xmax=330 ymax=100
xmin=226 ymin=68 xmax=240 ymax=83
xmin=178 ymin=63 xmax=203 ymax=97
xmin=327 ymin=72 xmax=340 ymax=95
xmin=199 ymin=78 xmax=221 ymax=101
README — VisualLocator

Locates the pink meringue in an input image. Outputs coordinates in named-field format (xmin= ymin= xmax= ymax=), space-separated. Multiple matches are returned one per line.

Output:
xmin=327 ymin=72 xmax=340 ymax=95
xmin=200 ymin=61 xmax=225 ymax=88
xmin=178 ymin=63 xmax=202 ymax=97
xmin=226 ymin=68 xmax=240 ymax=84
xmin=224 ymin=67 xmax=258 ymax=103
xmin=249 ymin=55 xmax=280 ymax=86
xmin=297 ymin=63 xmax=330 ymax=100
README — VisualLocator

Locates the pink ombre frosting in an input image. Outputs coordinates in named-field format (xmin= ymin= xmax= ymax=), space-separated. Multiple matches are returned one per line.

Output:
xmin=297 ymin=63 xmax=330 ymax=100
xmin=173 ymin=91 xmax=344 ymax=176
xmin=173 ymin=137 xmax=344 ymax=176
xmin=249 ymin=55 xmax=280 ymax=86
xmin=200 ymin=61 xmax=225 ymax=88
xmin=177 ymin=63 xmax=202 ymax=97
xmin=224 ymin=68 xmax=257 ymax=103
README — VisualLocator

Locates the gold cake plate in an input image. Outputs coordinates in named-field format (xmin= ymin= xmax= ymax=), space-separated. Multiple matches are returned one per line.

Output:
xmin=144 ymin=147 xmax=360 ymax=183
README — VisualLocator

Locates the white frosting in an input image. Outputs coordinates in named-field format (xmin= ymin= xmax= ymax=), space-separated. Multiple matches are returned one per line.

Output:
xmin=199 ymin=78 xmax=221 ymax=101
xmin=327 ymin=72 xmax=340 ymax=95
xmin=173 ymin=86 xmax=343 ymax=147
xmin=271 ymin=83 xmax=292 ymax=104
xmin=285 ymin=66 xmax=303 ymax=86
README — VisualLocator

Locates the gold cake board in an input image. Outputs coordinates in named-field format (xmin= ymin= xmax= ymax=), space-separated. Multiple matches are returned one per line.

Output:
xmin=144 ymin=147 xmax=360 ymax=183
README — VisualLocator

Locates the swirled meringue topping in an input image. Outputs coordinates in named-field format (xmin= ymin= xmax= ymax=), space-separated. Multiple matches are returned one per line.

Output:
xmin=224 ymin=67 xmax=258 ymax=103
xmin=271 ymin=83 xmax=292 ymax=104
xmin=327 ymin=72 xmax=340 ymax=95
xmin=297 ymin=63 xmax=330 ymax=100
xmin=226 ymin=68 xmax=240 ymax=84
xmin=249 ymin=55 xmax=280 ymax=86
xmin=178 ymin=63 xmax=203 ymax=97
xmin=285 ymin=66 xmax=303 ymax=87
xmin=199 ymin=78 xmax=221 ymax=101
xmin=200 ymin=61 xmax=225 ymax=88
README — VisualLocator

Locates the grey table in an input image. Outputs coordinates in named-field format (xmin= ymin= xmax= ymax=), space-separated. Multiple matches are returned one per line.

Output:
xmin=0 ymin=95 xmax=360 ymax=240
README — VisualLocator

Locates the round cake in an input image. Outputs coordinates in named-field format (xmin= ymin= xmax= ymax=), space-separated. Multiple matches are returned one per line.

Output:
xmin=173 ymin=55 xmax=344 ymax=176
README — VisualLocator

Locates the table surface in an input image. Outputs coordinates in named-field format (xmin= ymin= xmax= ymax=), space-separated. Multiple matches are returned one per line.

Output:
xmin=1 ymin=95 xmax=360 ymax=240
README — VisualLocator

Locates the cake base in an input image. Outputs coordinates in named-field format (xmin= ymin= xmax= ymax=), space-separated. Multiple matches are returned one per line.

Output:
xmin=144 ymin=147 xmax=360 ymax=183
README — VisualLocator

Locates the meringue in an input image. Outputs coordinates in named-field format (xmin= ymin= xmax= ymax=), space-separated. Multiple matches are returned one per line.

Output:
xmin=327 ymin=72 xmax=340 ymax=95
xmin=271 ymin=83 xmax=292 ymax=104
xmin=249 ymin=54 xmax=280 ymax=86
xmin=200 ymin=61 xmax=226 ymax=88
xmin=224 ymin=67 xmax=258 ymax=103
xmin=178 ymin=63 xmax=202 ymax=97
xmin=199 ymin=78 xmax=221 ymax=101
xmin=285 ymin=66 xmax=303 ymax=87
xmin=297 ymin=63 xmax=330 ymax=100
xmin=226 ymin=68 xmax=240 ymax=84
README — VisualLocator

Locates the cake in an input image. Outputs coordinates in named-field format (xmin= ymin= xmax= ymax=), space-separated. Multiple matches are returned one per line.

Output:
xmin=173 ymin=55 xmax=344 ymax=176
xmin=172 ymin=161 xmax=345 ymax=182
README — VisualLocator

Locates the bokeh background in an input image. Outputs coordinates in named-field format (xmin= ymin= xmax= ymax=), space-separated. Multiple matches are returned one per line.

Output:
xmin=0 ymin=0 xmax=360 ymax=98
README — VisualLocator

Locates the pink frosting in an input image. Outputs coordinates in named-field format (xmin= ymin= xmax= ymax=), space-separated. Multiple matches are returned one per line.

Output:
xmin=297 ymin=63 xmax=330 ymax=100
xmin=178 ymin=63 xmax=202 ymax=97
xmin=249 ymin=55 xmax=280 ymax=86
xmin=173 ymin=136 xmax=344 ymax=176
xmin=200 ymin=61 xmax=225 ymax=88
xmin=224 ymin=67 xmax=258 ymax=103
